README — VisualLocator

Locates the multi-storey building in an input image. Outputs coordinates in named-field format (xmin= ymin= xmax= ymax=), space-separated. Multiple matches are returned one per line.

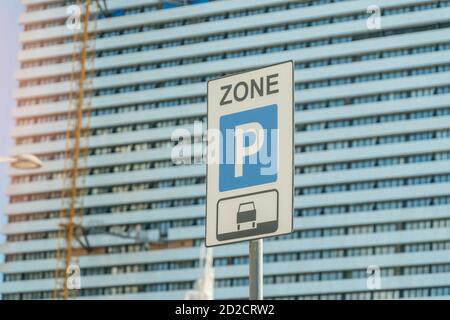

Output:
xmin=1 ymin=0 xmax=450 ymax=299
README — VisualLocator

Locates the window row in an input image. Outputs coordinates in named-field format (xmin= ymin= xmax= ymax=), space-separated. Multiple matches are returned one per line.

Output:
xmin=296 ymin=107 xmax=450 ymax=132
xmin=9 ymin=170 xmax=450 ymax=204
xmin=4 ymin=238 xmax=204 ymax=263
xmin=295 ymin=64 xmax=450 ymax=91
xmin=15 ymin=115 xmax=205 ymax=145
xmin=295 ymin=196 xmax=450 ymax=217
xmin=3 ymin=280 xmax=195 ymax=300
xmin=298 ymin=151 xmax=450 ymax=174
xmin=10 ymin=175 xmax=205 ymax=203
xmin=281 ymin=286 xmax=450 ymax=300
xmin=5 ymin=285 xmax=450 ymax=300
xmin=297 ymin=128 xmax=450 ymax=153
xmin=216 ymin=263 xmax=450 ymax=288
xmin=296 ymin=85 xmax=450 ymax=111
xmin=7 ymin=217 xmax=206 ymax=243
xmin=297 ymin=173 xmax=450 ymax=196
xmin=17 ymin=100 xmax=205 ymax=126
xmin=12 ymin=159 xmax=176 ymax=185
xmin=24 ymin=2 xmax=159 ymax=30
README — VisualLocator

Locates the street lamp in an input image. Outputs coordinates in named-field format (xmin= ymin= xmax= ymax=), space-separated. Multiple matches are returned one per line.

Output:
xmin=0 ymin=154 xmax=43 ymax=170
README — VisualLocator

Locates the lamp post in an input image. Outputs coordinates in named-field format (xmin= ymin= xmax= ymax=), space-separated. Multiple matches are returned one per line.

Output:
xmin=0 ymin=154 xmax=43 ymax=170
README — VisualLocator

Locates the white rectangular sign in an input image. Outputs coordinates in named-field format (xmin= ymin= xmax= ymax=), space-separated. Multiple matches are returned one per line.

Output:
xmin=206 ymin=61 xmax=294 ymax=247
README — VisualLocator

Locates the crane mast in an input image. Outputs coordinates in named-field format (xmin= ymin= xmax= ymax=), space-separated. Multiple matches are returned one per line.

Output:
xmin=53 ymin=0 xmax=97 ymax=300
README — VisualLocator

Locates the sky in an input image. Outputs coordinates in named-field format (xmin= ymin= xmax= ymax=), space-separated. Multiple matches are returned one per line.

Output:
xmin=0 ymin=1 xmax=24 ymax=262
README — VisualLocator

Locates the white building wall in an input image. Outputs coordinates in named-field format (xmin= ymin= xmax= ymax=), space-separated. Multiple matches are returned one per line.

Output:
xmin=1 ymin=0 xmax=450 ymax=299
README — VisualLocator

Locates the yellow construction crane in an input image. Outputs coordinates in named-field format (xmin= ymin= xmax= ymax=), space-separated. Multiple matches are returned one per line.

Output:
xmin=53 ymin=0 xmax=105 ymax=300
xmin=52 ymin=0 xmax=187 ymax=300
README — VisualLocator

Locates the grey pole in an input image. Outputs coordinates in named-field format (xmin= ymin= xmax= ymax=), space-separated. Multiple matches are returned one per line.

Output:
xmin=249 ymin=239 xmax=263 ymax=300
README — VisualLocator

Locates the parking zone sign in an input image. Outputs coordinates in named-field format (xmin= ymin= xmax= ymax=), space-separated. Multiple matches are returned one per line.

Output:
xmin=206 ymin=61 xmax=294 ymax=247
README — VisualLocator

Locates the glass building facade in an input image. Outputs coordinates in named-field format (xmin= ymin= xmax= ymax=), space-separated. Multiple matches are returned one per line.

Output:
xmin=1 ymin=0 xmax=450 ymax=299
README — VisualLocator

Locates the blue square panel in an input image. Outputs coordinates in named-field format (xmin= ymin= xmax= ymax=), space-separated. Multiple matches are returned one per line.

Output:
xmin=219 ymin=104 xmax=278 ymax=192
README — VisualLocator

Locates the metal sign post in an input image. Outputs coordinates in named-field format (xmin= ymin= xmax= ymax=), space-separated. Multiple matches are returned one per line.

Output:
xmin=206 ymin=61 xmax=294 ymax=300
xmin=249 ymin=239 xmax=263 ymax=300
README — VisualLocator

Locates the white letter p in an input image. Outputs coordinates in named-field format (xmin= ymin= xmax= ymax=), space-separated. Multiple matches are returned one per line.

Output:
xmin=234 ymin=122 xmax=264 ymax=178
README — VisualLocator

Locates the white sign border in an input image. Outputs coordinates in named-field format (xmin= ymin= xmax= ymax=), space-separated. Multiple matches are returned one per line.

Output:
xmin=205 ymin=60 xmax=295 ymax=247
